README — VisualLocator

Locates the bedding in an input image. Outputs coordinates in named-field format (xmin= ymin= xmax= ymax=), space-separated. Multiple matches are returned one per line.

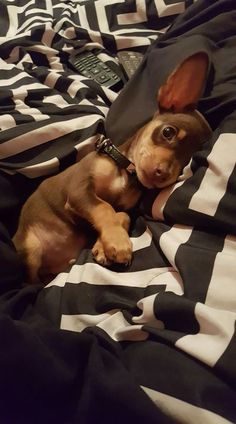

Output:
xmin=0 ymin=0 xmax=236 ymax=423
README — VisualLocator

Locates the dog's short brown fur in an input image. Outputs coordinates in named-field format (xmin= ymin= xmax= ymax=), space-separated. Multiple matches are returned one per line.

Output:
xmin=13 ymin=53 xmax=212 ymax=284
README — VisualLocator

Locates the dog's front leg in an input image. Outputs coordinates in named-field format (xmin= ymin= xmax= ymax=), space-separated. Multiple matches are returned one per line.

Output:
xmin=92 ymin=211 xmax=131 ymax=266
xmin=85 ymin=202 xmax=133 ymax=266
xmin=65 ymin=188 xmax=132 ymax=266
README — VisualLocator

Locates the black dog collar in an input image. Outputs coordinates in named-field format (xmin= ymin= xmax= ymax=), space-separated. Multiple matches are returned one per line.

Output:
xmin=95 ymin=135 xmax=136 ymax=175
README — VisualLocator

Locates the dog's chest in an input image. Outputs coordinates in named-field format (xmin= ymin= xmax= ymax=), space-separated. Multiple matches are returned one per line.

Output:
xmin=93 ymin=156 xmax=140 ymax=209
xmin=94 ymin=166 xmax=127 ymax=198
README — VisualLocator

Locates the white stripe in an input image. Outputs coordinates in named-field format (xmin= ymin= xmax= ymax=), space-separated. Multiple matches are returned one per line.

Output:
xmin=18 ymin=157 xmax=60 ymax=178
xmin=73 ymin=97 xmax=108 ymax=117
xmin=61 ymin=310 xmax=148 ymax=341
xmin=45 ymin=272 xmax=68 ymax=287
xmin=14 ymin=99 xmax=50 ymax=121
xmin=0 ymin=58 xmax=15 ymax=70
xmin=0 ymin=114 xmax=101 ymax=159
xmin=60 ymin=309 xmax=119 ymax=332
xmin=42 ymin=95 xmax=70 ymax=108
xmin=97 ymin=311 xmax=148 ymax=341
xmin=43 ymin=0 xmax=53 ymax=19
xmin=53 ymin=2 xmax=78 ymax=13
xmin=93 ymin=85 xmax=118 ymax=103
xmin=133 ymin=294 xmax=165 ymax=328
xmin=149 ymin=34 xmax=161 ymax=40
xmin=152 ymin=164 xmax=193 ymax=220
xmin=14 ymin=53 xmax=32 ymax=70
xmin=176 ymin=302 xmax=236 ymax=367
xmin=71 ymin=10 xmax=86 ymax=20
xmin=95 ymin=0 xmax=124 ymax=33
xmin=53 ymin=16 xmax=83 ymax=33
xmin=152 ymin=182 xmax=180 ymax=220
xmin=12 ymin=82 xmax=51 ymax=101
xmin=61 ymin=26 xmax=76 ymax=39
xmin=6 ymin=1 xmax=36 ymax=37
xmin=17 ymin=16 xmax=52 ymax=33
xmin=44 ymin=71 xmax=62 ymax=88
xmin=141 ymin=386 xmax=232 ymax=424
xmin=189 ymin=133 xmax=236 ymax=216
xmin=0 ymin=72 xmax=34 ymax=87
xmin=28 ymin=44 xmax=58 ymax=56
xmin=154 ymin=0 xmax=185 ymax=17
xmin=47 ymin=55 xmax=64 ymax=72
xmin=42 ymin=25 xmax=55 ymax=49
xmin=159 ymin=225 xmax=193 ymax=268
xmin=152 ymin=269 xmax=183 ymax=295
xmin=0 ymin=115 xmax=16 ymax=131
xmin=132 ymin=227 xmax=152 ymax=252
xmin=115 ymin=36 xmax=151 ymax=50
xmin=205 ymin=235 xmax=236 ymax=312
xmin=25 ymin=8 xmax=51 ymax=17
xmin=133 ymin=271 xmax=183 ymax=325
xmin=67 ymin=79 xmax=90 ymax=98
xmin=74 ymin=134 xmax=99 ymax=159
xmin=0 ymin=32 xmax=31 ymax=44
xmin=84 ymin=34 xmax=103 ymax=46
xmin=106 ymin=28 xmax=159 ymax=35
xmin=54 ymin=3 xmax=87 ymax=11
xmin=46 ymin=263 xmax=172 ymax=289
xmin=117 ymin=0 xmax=147 ymax=25
xmin=77 ymin=5 xmax=103 ymax=45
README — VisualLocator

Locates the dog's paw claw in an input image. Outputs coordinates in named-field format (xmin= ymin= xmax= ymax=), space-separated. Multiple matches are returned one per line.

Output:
xmin=92 ymin=241 xmax=111 ymax=267
xmin=92 ymin=229 xmax=133 ymax=267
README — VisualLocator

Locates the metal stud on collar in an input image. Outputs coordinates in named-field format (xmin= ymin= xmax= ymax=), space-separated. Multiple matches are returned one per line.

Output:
xmin=95 ymin=135 xmax=136 ymax=176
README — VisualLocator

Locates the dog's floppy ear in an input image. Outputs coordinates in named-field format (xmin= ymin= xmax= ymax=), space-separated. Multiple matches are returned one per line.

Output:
xmin=158 ymin=52 xmax=209 ymax=113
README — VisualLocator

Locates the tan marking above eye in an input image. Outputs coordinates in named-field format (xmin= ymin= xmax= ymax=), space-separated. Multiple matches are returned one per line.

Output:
xmin=177 ymin=128 xmax=187 ymax=141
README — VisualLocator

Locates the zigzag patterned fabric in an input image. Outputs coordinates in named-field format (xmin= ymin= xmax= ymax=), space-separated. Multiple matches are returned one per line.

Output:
xmin=0 ymin=1 xmax=236 ymax=424
xmin=0 ymin=0 xmax=186 ymax=177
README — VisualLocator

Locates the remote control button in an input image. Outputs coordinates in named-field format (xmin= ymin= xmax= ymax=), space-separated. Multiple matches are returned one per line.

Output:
xmin=82 ymin=70 xmax=91 ymax=77
xmin=69 ymin=52 xmax=122 ymax=89
xmin=96 ymin=74 xmax=110 ymax=83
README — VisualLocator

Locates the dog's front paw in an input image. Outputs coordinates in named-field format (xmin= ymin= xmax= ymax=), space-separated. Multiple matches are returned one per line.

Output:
xmin=92 ymin=228 xmax=132 ymax=266
xmin=102 ymin=228 xmax=133 ymax=265
xmin=92 ymin=238 xmax=112 ymax=267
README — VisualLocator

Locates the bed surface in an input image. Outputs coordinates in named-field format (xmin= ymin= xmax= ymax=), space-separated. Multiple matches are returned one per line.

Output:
xmin=0 ymin=1 xmax=236 ymax=423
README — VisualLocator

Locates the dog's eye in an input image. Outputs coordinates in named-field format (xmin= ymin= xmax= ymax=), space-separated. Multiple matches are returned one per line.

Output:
xmin=161 ymin=126 xmax=177 ymax=141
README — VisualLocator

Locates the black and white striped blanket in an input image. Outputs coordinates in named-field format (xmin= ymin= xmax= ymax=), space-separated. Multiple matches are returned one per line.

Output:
xmin=0 ymin=1 xmax=236 ymax=423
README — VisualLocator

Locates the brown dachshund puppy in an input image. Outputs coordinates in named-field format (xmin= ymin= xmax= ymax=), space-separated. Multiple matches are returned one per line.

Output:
xmin=13 ymin=53 xmax=212 ymax=284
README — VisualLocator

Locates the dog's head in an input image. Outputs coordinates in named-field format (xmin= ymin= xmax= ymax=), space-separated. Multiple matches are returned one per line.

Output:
xmin=128 ymin=53 xmax=212 ymax=189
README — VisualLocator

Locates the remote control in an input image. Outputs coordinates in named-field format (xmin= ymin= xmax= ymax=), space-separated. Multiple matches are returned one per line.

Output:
xmin=117 ymin=51 xmax=144 ymax=79
xmin=68 ymin=51 xmax=123 ymax=90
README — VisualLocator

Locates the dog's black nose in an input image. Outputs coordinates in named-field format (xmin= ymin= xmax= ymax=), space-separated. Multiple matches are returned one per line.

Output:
xmin=155 ymin=163 xmax=170 ymax=181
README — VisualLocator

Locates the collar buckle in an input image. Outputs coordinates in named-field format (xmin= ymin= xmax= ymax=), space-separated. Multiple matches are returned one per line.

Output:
xmin=95 ymin=135 xmax=111 ymax=153
xmin=95 ymin=135 xmax=136 ymax=176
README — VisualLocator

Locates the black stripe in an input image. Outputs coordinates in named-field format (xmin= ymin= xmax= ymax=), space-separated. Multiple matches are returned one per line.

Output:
xmin=50 ymin=282 xmax=166 ymax=316
xmin=123 ymin=339 xmax=236 ymax=422
xmin=153 ymin=291 xmax=199 ymax=334
xmin=175 ymin=228 xmax=225 ymax=303
xmin=215 ymin=323 xmax=236 ymax=388
xmin=84 ymin=2 xmax=99 ymax=31
xmin=0 ymin=120 xmax=104 ymax=168
xmin=0 ymin=106 xmax=104 ymax=145
xmin=0 ymin=2 xmax=9 ymax=36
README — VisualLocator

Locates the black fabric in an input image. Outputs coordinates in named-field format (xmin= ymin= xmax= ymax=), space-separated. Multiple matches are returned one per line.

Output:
xmin=0 ymin=1 xmax=236 ymax=423
xmin=106 ymin=1 xmax=236 ymax=142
